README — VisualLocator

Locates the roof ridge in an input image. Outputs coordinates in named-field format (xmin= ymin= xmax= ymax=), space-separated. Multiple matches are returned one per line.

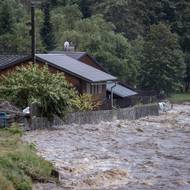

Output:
xmin=36 ymin=54 xmax=117 ymax=83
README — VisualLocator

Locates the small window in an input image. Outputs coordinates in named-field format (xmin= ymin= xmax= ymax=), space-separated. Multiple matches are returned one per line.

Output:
xmin=95 ymin=85 xmax=98 ymax=94
xmin=86 ymin=83 xmax=91 ymax=94
xmin=88 ymin=84 xmax=104 ymax=95
xmin=90 ymin=85 xmax=94 ymax=94
xmin=98 ymin=85 xmax=102 ymax=94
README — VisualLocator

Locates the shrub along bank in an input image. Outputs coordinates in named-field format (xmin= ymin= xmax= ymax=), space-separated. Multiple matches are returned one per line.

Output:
xmin=0 ymin=65 xmax=97 ymax=121
xmin=169 ymin=93 xmax=190 ymax=103
xmin=0 ymin=124 xmax=56 ymax=190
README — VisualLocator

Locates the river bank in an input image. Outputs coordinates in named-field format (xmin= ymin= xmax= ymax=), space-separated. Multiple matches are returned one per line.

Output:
xmin=23 ymin=104 xmax=190 ymax=190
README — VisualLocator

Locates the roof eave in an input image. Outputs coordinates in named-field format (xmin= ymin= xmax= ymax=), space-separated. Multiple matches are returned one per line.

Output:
xmin=0 ymin=55 xmax=32 ymax=71
xmin=36 ymin=56 xmax=117 ymax=83
xmin=109 ymin=92 xmax=138 ymax=98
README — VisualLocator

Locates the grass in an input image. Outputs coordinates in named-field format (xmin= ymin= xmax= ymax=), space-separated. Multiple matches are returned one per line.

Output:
xmin=169 ymin=92 xmax=190 ymax=103
xmin=0 ymin=124 xmax=56 ymax=190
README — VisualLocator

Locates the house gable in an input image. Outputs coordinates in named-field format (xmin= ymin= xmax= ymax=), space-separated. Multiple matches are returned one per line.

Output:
xmin=79 ymin=54 xmax=106 ymax=72
xmin=0 ymin=54 xmax=117 ymax=109
xmin=36 ymin=54 xmax=116 ymax=83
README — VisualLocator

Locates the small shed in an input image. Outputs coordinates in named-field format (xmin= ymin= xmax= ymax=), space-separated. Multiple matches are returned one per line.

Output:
xmin=107 ymin=83 xmax=138 ymax=108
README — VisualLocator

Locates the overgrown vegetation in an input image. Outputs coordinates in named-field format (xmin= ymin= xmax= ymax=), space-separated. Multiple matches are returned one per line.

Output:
xmin=169 ymin=93 xmax=190 ymax=103
xmin=0 ymin=65 xmax=95 ymax=119
xmin=0 ymin=0 xmax=190 ymax=94
xmin=0 ymin=124 xmax=55 ymax=190
xmin=139 ymin=23 xmax=185 ymax=95
xmin=71 ymin=94 xmax=100 ymax=111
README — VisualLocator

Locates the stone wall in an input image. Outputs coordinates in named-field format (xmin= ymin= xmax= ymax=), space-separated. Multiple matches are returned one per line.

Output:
xmin=29 ymin=104 xmax=159 ymax=129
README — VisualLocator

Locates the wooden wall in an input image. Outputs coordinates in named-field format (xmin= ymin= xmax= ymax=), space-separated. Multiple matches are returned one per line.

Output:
xmin=0 ymin=60 xmax=81 ymax=90
xmin=80 ymin=55 xmax=104 ymax=71
xmin=0 ymin=60 xmax=108 ymax=109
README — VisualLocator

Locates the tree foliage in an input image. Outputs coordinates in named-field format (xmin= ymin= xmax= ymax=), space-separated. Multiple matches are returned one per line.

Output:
xmin=40 ymin=2 xmax=56 ymax=51
xmin=51 ymin=7 xmax=139 ymax=85
xmin=0 ymin=65 xmax=94 ymax=118
xmin=0 ymin=65 xmax=75 ymax=118
xmin=0 ymin=0 xmax=190 ymax=92
xmin=139 ymin=23 xmax=185 ymax=94
xmin=0 ymin=0 xmax=44 ymax=54
xmin=71 ymin=94 xmax=99 ymax=111
xmin=0 ymin=0 xmax=15 ymax=35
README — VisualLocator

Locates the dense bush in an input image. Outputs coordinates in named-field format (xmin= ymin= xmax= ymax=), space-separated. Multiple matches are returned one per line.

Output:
xmin=0 ymin=64 xmax=94 ymax=119
xmin=71 ymin=94 xmax=100 ymax=111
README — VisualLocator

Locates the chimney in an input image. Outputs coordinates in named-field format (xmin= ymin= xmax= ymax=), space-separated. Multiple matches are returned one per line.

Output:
xmin=64 ymin=41 xmax=75 ymax=52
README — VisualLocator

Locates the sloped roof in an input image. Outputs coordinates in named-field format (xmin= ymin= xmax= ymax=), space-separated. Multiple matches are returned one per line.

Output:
xmin=107 ymin=83 xmax=137 ymax=98
xmin=0 ymin=55 xmax=29 ymax=70
xmin=49 ymin=51 xmax=107 ymax=72
xmin=62 ymin=52 xmax=86 ymax=60
xmin=36 ymin=54 xmax=117 ymax=83
xmin=50 ymin=51 xmax=86 ymax=60
xmin=0 ymin=54 xmax=117 ymax=83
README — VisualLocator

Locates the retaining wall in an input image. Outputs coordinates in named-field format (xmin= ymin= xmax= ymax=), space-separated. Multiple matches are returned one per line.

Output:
xmin=29 ymin=104 xmax=159 ymax=129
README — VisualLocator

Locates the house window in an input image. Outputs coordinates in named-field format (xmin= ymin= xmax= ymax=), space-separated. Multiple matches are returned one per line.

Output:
xmin=98 ymin=85 xmax=103 ymax=93
xmin=95 ymin=85 xmax=98 ymax=94
xmin=90 ymin=85 xmax=95 ymax=94
xmin=87 ymin=83 xmax=104 ymax=95
xmin=86 ymin=83 xmax=91 ymax=94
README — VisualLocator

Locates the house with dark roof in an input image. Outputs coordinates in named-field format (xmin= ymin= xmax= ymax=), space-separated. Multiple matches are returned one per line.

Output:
xmin=0 ymin=52 xmax=138 ymax=109
xmin=50 ymin=51 xmax=106 ymax=71
xmin=0 ymin=54 xmax=117 ymax=109
xmin=107 ymin=82 xmax=138 ymax=108
xmin=51 ymin=51 xmax=138 ymax=108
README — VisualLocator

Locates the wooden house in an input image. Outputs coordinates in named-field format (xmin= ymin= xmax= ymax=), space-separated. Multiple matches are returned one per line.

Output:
xmin=59 ymin=51 xmax=138 ymax=108
xmin=0 ymin=54 xmax=117 ymax=109
xmin=0 ymin=52 xmax=138 ymax=109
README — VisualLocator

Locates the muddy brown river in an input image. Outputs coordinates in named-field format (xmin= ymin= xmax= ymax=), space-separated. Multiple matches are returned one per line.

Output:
xmin=23 ymin=104 xmax=190 ymax=190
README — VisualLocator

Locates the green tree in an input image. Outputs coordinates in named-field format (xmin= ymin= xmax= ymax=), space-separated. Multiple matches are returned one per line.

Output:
xmin=91 ymin=0 xmax=146 ymax=40
xmin=0 ymin=65 xmax=76 ymax=119
xmin=172 ymin=1 xmax=190 ymax=91
xmin=49 ymin=0 xmax=80 ymax=7
xmin=53 ymin=12 xmax=139 ymax=85
xmin=0 ymin=0 xmax=30 ymax=53
xmin=172 ymin=0 xmax=190 ymax=52
xmin=51 ymin=4 xmax=82 ymax=34
xmin=40 ymin=2 xmax=56 ymax=51
xmin=0 ymin=65 xmax=96 ymax=118
xmin=0 ymin=9 xmax=44 ymax=54
xmin=139 ymin=23 xmax=185 ymax=95
xmin=79 ymin=0 xmax=92 ymax=18
xmin=0 ymin=0 xmax=15 ymax=35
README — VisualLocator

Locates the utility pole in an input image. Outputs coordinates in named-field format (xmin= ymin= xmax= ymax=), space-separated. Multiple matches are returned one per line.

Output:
xmin=31 ymin=2 xmax=36 ymax=64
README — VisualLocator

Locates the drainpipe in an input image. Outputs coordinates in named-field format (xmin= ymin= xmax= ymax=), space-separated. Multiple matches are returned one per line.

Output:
xmin=111 ymin=82 xmax=117 ymax=109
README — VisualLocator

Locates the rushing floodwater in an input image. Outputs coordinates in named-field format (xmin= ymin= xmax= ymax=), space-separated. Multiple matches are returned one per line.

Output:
xmin=23 ymin=104 xmax=190 ymax=190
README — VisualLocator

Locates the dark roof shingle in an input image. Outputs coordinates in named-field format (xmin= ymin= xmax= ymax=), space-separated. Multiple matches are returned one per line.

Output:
xmin=107 ymin=83 xmax=137 ymax=98
xmin=36 ymin=54 xmax=117 ymax=83
xmin=50 ymin=51 xmax=86 ymax=60
xmin=0 ymin=54 xmax=117 ymax=83
xmin=0 ymin=55 xmax=29 ymax=69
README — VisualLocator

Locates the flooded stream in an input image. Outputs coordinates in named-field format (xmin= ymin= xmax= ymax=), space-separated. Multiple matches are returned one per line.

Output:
xmin=23 ymin=104 xmax=190 ymax=190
